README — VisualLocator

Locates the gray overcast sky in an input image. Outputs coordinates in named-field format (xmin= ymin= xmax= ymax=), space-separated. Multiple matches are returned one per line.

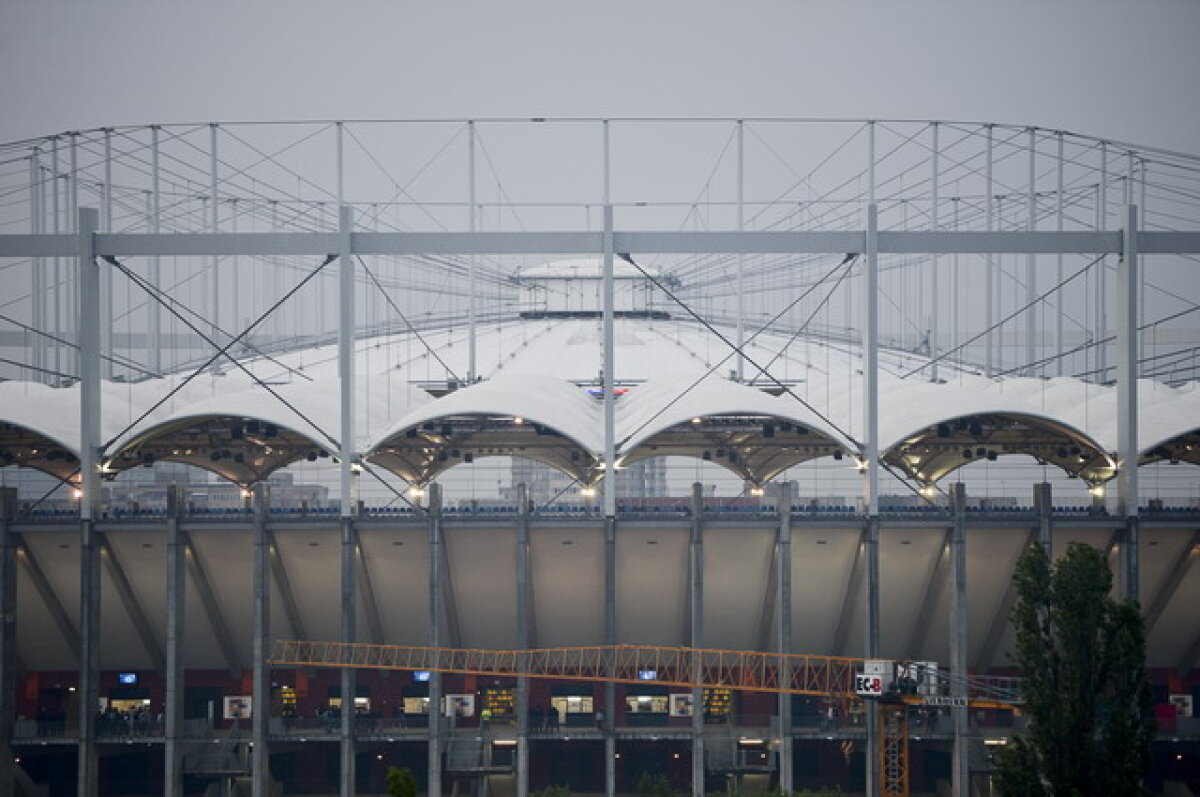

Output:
xmin=1 ymin=0 xmax=1198 ymax=153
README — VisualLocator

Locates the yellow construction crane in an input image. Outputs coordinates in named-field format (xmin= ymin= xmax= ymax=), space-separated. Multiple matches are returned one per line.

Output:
xmin=270 ymin=640 xmax=1021 ymax=797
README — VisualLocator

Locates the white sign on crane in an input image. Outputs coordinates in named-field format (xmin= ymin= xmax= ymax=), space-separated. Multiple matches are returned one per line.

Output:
xmin=856 ymin=659 xmax=893 ymax=697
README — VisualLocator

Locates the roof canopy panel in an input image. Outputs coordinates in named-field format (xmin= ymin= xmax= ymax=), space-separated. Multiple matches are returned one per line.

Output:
xmin=884 ymin=411 xmax=1115 ymax=486
xmin=0 ymin=421 xmax=81 ymax=483
xmin=618 ymin=375 xmax=855 ymax=452
xmin=619 ymin=414 xmax=847 ymax=485
xmin=368 ymin=375 xmax=603 ymax=485
xmin=105 ymin=414 xmax=332 ymax=486
xmin=369 ymin=414 xmax=601 ymax=487
xmin=1140 ymin=428 xmax=1200 ymax=467
xmin=1130 ymin=382 xmax=1200 ymax=464
xmin=616 ymin=375 xmax=855 ymax=485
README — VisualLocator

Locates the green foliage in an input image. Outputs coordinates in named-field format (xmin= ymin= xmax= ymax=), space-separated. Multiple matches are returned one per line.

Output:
xmin=636 ymin=771 xmax=676 ymax=797
xmin=993 ymin=542 xmax=1154 ymax=797
xmin=529 ymin=786 xmax=571 ymax=797
xmin=385 ymin=766 xmax=417 ymax=797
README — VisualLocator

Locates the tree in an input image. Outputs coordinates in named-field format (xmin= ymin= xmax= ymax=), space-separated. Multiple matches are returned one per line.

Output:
xmin=386 ymin=766 xmax=417 ymax=797
xmin=993 ymin=542 xmax=1154 ymax=797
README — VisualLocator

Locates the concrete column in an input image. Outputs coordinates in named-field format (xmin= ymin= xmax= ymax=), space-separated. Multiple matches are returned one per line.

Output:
xmin=862 ymin=196 xmax=881 ymax=797
xmin=604 ymin=515 xmax=617 ymax=797
xmin=101 ymin=129 xmax=113 ymax=380
xmin=736 ymin=119 xmax=745 ymax=381
xmin=1098 ymin=143 xmax=1108 ymax=381
xmin=30 ymin=149 xmax=45 ymax=380
xmin=689 ymin=483 xmax=704 ymax=797
xmin=864 ymin=515 xmax=881 ymax=797
xmin=428 ymin=484 xmax=444 ymax=797
xmin=985 ymin=126 xmax=995 ymax=378
xmin=602 ymin=203 xmax=616 ymax=519
xmin=468 ymin=121 xmax=477 ymax=382
xmin=516 ymin=484 xmax=530 ymax=797
xmin=252 ymin=484 xmax=271 ymax=797
xmin=149 ymin=127 xmax=162 ymax=374
xmin=341 ymin=514 xmax=358 ymax=797
xmin=164 ymin=486 xmax=185 ymax=797
xmin=77 ymin=206 xmax=100 ymax=797
xmin=1034 ymin=483 xmax=1053 ymax=553
xmin=0 ymin=488 xmax=18 ymax=797
xmin=209 ymin=124 xmax=221 ymax=345
xmin=930 ymin=122 xmax=940 ymax=383
xmin=776 ymin=482 xmax=793 ymax=793
xmin=338 ymin=203 xmax=358 ymax=797
xmin=1056 ymin=132 xmax=1066 ymax=376
xmin=1117 ymin=204 xmax=1140 ymax=602
xmin=1026 ymin=128 xmax=1038 ymax=375
xmin=950 ymin=484 xmax=968 ymax=797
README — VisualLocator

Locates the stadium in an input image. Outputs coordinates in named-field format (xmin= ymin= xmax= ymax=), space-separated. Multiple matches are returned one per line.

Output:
xmin=0 ymin=118 xmax=1198 ymax=797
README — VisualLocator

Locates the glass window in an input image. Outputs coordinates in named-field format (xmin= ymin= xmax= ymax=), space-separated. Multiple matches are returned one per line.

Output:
xmin=328 ymin=696 xmax=370 ymax=712
xmin=625 ymin=695 xmax=668 ymax=713
xmin=551 ymin=695 xmax=594 ymax=714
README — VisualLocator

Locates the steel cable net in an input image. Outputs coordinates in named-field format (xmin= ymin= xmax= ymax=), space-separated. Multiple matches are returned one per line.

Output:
xmin=0 ymin=118 xmax=1198 ymax=507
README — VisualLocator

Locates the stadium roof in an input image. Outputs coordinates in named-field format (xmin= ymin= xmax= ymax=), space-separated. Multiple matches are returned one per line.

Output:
xmin=2 ymin=316 xmax=1197 ymax=489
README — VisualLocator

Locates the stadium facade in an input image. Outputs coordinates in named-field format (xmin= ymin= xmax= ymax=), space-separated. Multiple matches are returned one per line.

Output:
xmin=0 ymin=118 xmax=1198 ymax=797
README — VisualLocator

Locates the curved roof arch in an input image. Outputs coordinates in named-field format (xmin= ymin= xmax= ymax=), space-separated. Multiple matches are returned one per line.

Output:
xmin=103 ymin=375 xmax=433 ymax=486
xmin=1140 ymin=428 xmax=1200 ymax=467
xmin=105 ymin=413 xmax=333 ymax=487
xmin=103 ymin=382 xmax=350 ymax=486
xmin=1128 ymin=382 xmax=1200 ymax=467
xmin=883 ymin=410 xmax=1115 ymax=486
xmin=367 ymin=375 xmax=603 ymax=486
xmin=0 ymin=420 xmax=82 ymax=483
xmin=0 ymin=382 xmax=90 ymax=482
xmin=616 ymin=375 xmax=855 ymax=485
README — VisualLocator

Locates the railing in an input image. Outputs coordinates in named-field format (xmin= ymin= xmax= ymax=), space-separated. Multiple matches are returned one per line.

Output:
xmin=16 ymin=710 xmax=1200 ymax=744
xmin=267 ymin=716 xmax=425 ymax=736
xmin=14 ymin=502 xmax=1200 ymax=523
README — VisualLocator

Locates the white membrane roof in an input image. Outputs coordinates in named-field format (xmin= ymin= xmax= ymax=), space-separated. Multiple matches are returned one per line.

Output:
xmin=1 ymin=316 xmax=1197 ymax=485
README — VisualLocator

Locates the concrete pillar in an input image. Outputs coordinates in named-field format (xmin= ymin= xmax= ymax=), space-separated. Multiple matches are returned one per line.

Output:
xmin=164 ymin=487 xmax=186 ymax=797
xmin=341 ymin=514 xmax=358 ymax=797
xmin=1034 ymin=483 xmax=1053 ymax=553
xmin=604 ymin=514 xmax=617 ymax=797
xmin=77 ymin=206 xmax=100 ymax=797
xmin=864 ymin=515 xmax=881 ymax=797
xmin=602 ymin=203 xmax=616 ymax=519
xmin=776 ymin=482 xmax=794 ymax=792
xmin=252 ymin=484 xmax=271 ymax=797
xmin=516 ymin=484 xmax=530 ymax=797
xmin=0 ymin=489 xmax=18 ymax=797
xmin=428 ymin=484 xmax=444 ymax=797
xmin=862 ymin=191 xmax=882 ymax=797
xmin=950 ymin=484 xmax=968 ymax=797
xmin=689 ymin=483 xmax=705 ymax=797
xmin=338 ymin=203 xmax=358 ymax=797
xmin=1117 ymin=204 xmax=1140 ymax=601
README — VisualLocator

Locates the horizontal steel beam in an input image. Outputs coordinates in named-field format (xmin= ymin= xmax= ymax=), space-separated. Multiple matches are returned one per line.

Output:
xmin=0 ymin=234 xmax=76 ymax=257
xmin=1139 ymin=231 xmax=1200 ymax=255
xmin=879 ymin=230 xmax=1123 ymax=254
xmin=620 ymin=231 xmax=866 ymax=254
xmin=1 ymin=230 xmax=1199 ymax=259
xmin=100 ymin=232 xmax=342 ymax=258
xmin=355 ymin=231 xmax=600 ymax=255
